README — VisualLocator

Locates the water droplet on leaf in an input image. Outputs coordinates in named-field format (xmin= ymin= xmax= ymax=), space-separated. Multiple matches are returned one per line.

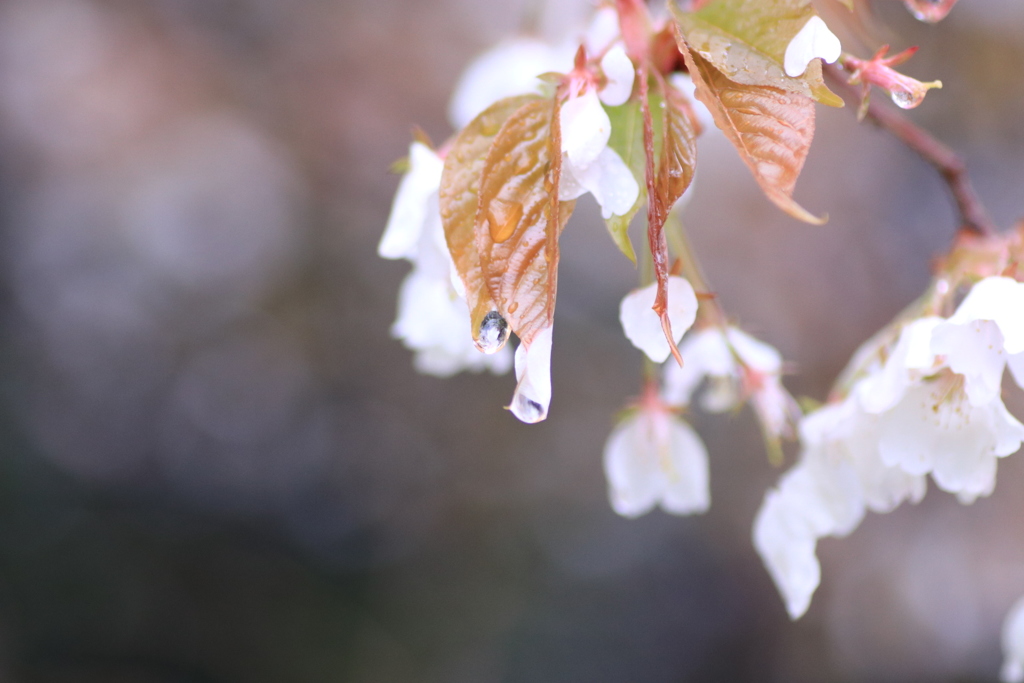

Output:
xmin=486 ymin=198 xmax=523 ymax=243
xmin=476 ymin=311 xmax=509 ymax=353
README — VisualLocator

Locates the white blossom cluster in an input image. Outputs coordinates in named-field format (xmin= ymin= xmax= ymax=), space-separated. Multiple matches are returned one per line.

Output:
xmin=752 ymin=277 xmax=1024 ymax=623
xmin=381 ymin=3 xmax=1024 ymax=678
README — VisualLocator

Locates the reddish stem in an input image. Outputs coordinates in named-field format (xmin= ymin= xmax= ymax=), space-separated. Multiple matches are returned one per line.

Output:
xmin=823 ymin=63 xmax=997 ymax=237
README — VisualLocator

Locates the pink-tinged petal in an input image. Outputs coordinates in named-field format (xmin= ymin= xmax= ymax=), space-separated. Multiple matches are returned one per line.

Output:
xmin=560 ymin=89 xmax=611 ymax=170
xmin=510 ymin=326 xmax=554 ymax=423
xmin=619 ymin=277 xmax=698 ymax=363
xmin=783 ymin=16 xmax=841 ymax=78
xmin=379 ymin=143 xmax=443 ymax=260
xmin=598 ymin=44 xmax=635 ymax=107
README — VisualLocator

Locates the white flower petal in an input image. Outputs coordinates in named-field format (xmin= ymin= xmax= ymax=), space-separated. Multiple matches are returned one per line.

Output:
xmin=603 ymin=410 xmax=709 ymax=518
xmin=392 ymin=268 xmax=513 ymax=378
xmin=948 ymin=276 xmax=1024 ymax=354
xmin=584 ymin=6 xmax=621 ymax=56
xmin=379 ymin=143 xmax=444 ymax=260
xmin=1009 ymin=352 xmax=1024 ymax=391
xmin=878 ymin=378 xmax=1024 ymax=500
xmin=932 ymin=318 xmax=1007 ymax=406
xmin=753 ymin=487 xmax=822 ymax=620
xmin=1002 ymin=595 xmax=1024 ymax=683
xmin=448 ymin=39 xmax=573 ymax=130
xmin=783 ymin=15 xmax=841 ymax=78
xmin=727 ymin=327 xmax=783 ymax=373
xmin=856 ymin=316 xmax=942 ymax=414
xmin=660 ymin=418 xmax=711 ymax=515
xmin=619 ymin=276 xmax=698 ymax=363
xmin=560 ymin=89 xmax=611 ymax=170
xmin=567 ymin=146 xmax=639 ymax=218
xmin=510 ymin=326 xmax=554 ymax=423
xmin=598 ymin=44 xmax=635 ymax=106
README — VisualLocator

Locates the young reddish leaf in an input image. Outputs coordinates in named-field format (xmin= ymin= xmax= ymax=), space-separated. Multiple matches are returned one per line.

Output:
xmin=475 ymin=98 xmax=575 ymax=347
xmin=670 ymin=0 xmax=843 ymax=107
xmin=656 ymin=83 xmax=698 ymax=215
xmin=638 ymin=68 xmax=679 ymax=366
xmin=676 ymin=35 xmax=825 ymax=225
xmin=440 ymin=95 xmax=540 ymax=352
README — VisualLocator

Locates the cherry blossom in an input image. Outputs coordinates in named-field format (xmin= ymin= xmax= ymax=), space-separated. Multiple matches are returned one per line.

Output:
xmin=663 ymin=326 xmax=800 ymax=439
xmin=603 ymin=388 xmax=709 ymax=518
xmin=619 ymin=276 xmax=698 ymax=363
xmin=510 ymin=326 xmax=554 ymax=423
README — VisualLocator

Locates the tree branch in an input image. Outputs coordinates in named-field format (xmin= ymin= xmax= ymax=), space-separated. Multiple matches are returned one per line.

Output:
xmin=823 ymin=63 xmax=997 ymax=237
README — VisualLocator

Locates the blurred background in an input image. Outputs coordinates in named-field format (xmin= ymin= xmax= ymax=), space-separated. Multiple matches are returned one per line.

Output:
xmin=0 ymin=0 xmax=1023 ymax=681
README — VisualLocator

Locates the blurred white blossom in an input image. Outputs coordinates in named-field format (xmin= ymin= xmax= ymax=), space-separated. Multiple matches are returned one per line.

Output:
xmin=382 ymin=142 xmax=512 ymax=377
xmin=603 ymin=393 xmax=709 ymax=518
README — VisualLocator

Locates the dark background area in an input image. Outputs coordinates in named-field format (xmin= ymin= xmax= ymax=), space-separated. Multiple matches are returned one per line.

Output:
xmin=0 ymin=0 xmax=1023 ymax=681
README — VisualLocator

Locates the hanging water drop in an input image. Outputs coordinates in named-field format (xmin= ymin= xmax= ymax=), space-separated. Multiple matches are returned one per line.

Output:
xmin=486 ymin=198 xmax=523 ymax=243
xmin=476 ymin=311 xmax=509 ymax=353
xmin=890 ymin=89 xmax=919 ymax=109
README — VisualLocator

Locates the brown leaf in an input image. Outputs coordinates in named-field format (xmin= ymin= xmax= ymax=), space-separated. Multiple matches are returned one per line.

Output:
xmin=675 ymin=32 xmax=825 ymax=225
xmin=475 ymin=98 xmax=575 ymax=347
xmin=440 ymin=95 xmax=540 ymax=352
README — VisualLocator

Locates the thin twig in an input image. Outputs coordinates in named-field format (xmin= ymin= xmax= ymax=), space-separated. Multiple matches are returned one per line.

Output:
xmin=823 ymin=62 xmax=997 ymax=237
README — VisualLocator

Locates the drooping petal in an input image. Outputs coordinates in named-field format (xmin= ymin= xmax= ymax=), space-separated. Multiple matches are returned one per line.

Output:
xmin=660 ymin=417 xmax=711 ymax=515
xmin=783 ymin=16 xmax=841 ymax=78
xmin=560 ymin=89 xmax=611 ymax=170
xmin=753 ymin=486 xmax=822 ymax=620
xmin=1002 ymin=595 xmax=1024 ymax=683
xmin=602 ymin=410 xmax=709 ymax=518
xmin=510 ymin=325 xmax=554 ymax=423
xmin=598 ymin=44 xmax=635 ymax=106
xmin=662 ymin=329 xmax=727 ymax=406
xmin=379 ymin=143 xmax=444 ymax=260
xmin=564 ymin=146 xmax=639 ymax=218
xmin=603 ymin=413 xmax=662 ymax=518
xmin=932 ymin=318 xmax=1008 ymax=406
xmin=619 ymin=276 xmax=698 ymax=363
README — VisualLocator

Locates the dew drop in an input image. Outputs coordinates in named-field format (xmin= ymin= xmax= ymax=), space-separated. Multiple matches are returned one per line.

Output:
xmin=486 ymin=198 xmax=523 ymax=243
xmin=508 ymin=301 xmax=519 ymax=314
xmin=890 ymin=89 xmax=920 ymax=109
xmin=476 ymin=311 xmax=509 ymax=354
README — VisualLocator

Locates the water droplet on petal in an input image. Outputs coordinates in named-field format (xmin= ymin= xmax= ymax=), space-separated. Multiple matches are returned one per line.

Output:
xmin=476 ymin=311 xmax=509 ymax=353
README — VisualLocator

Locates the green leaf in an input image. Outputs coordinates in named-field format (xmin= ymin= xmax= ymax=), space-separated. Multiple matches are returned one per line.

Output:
xmin=671 ymin=0 xmax=843 ymax=108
